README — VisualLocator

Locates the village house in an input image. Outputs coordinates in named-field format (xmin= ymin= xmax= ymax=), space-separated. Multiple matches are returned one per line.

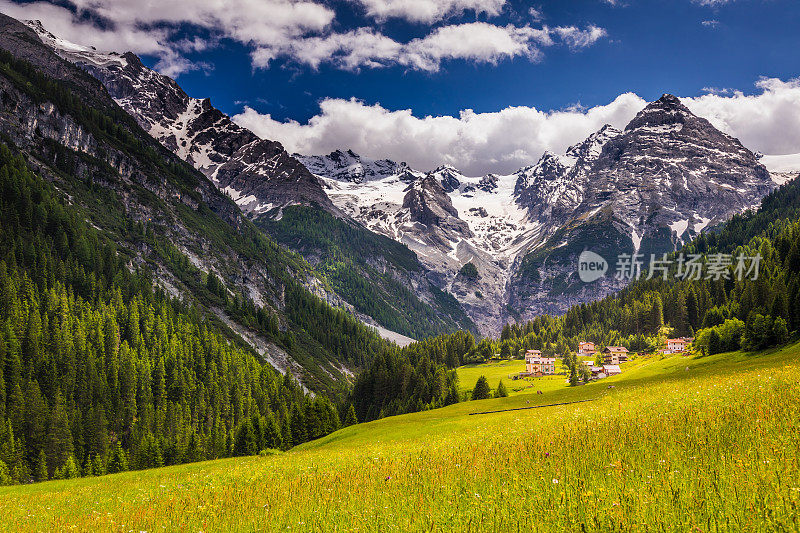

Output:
xmin=577 ymin=341 xmax=596 ymax=357
xmin=525 ymin=350 xmax=556 ymax=376
xmin=602 ymin=346 xmax=629 ymax=365
xmin=590 ymin=366 xmax=606 ymax=379
xmin=664 ymin=337 xmax=693 ymax=354
xmin=602 ymin=364 xmax=621 ymax=376
xmin=665 ymin=338 xmax=687 ymax=353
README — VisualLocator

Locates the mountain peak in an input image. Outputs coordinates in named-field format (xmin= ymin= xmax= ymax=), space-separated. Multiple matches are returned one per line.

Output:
xmin=433 ymin=164 xmax=461 ymax=174
xmin=657 ymin=93 xmax=682 ymax=105
xmin=625 ymin=93 xmax=694 ymax=132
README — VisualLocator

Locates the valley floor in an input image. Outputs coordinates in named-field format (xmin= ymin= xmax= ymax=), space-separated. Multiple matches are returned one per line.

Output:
xmin=2 ymin=343 xmax=799 ymax=531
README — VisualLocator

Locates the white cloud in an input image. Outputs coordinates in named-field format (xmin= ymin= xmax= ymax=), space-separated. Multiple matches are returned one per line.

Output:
xmin=554 ymin=25 xmax=608 ymax=50
xmin=0 ymin=0 xmax=168 ymax=56
xmin=233 ymin=77 xmax=800 ymax=175
xmin=252 ymin=27 xmax=403 ymax=70
xmin=0 ymin=0 xmax=334 ymax=75
xmin=701 ymin=86 xmax=732 ymax=95
xmin=233 ymin=93 xmax=646 ymax=175
xmin=352 ymin=0 xmax=507 ymax=23
xmin=401 ymin=22 xmax=552 ymax=70
xmin=3 ymin=1 xmax=605 ymax=75
xmin=694 ymin=0 xmax=732 ymax=6
xmin=67 ymin=0 xmax=334 ymax=46
xmin=701 ymin=19 xmax=720 ymax=27
xmin=683 ymin=77 xmax=800 ymax=157
xmin=252 ymin=22 xmax=604 ymax=71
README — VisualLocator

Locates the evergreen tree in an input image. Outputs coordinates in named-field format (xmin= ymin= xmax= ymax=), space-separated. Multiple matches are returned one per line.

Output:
xmin=494 ymin=380 xmax=508 ymax=398
xmin=471 ymin=376 xmax=491 ymax=400
xmin=107 ymin=443 xmax=128 ymax=474
xmin=35 ymin=450 xmax=48 ymax=482
xmin=45 ymin=390 xmax=74 ymax=477
xmin=343 ymin=404 xmax=358 ymax=427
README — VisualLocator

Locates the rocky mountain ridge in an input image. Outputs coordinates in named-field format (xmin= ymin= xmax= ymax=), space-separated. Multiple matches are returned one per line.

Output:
xmin=25 ymin=20 xmax=335 ymax=216
xmin=25 ymin=18 xmax=477 ymax=339
xmin=308 ymin=96 xmax=779 ymax=332
xmin=25 ymin=18 xmax=787 ymax=335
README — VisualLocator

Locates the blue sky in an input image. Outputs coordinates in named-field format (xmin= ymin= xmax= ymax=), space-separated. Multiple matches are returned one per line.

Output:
xmin=151 ymin=0 xmax=799 ymax=123
xmin=5 ymin=0 xmax=800 ymax=173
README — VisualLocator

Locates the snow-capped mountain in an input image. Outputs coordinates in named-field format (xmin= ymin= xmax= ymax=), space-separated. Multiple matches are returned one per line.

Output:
xmin=25 ymin=19 xmax=480 ymax=339
xmin=27 ymin=18 xmax=785 ymax=335
xmin=304 ymin=95 xmax=778 ymax=331
xmin=508 ymin=94 xmax=776 ymax=320
xmin=25 ymin=20 xmax=334 ymax=216
xmin=296 ymin=149 xmax=415 ymax=183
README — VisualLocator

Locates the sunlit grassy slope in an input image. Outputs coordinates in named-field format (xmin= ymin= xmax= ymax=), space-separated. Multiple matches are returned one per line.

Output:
xmin=456 ymin=355 xmax=649 ymax=396
xmin=2 ymin=343 xmax=799 ymax=531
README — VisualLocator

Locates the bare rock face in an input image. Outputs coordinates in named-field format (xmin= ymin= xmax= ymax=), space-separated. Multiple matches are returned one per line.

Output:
xmin=26 ymin=21 xmax=335 ymax=215
xmin=508 ymin=94 xmax=775 ymax=322
xmin=300 ymin=95 xmax=777 ymax=334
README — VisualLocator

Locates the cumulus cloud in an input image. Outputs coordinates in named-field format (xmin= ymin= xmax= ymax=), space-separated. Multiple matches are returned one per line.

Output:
xmin=252 ymin=22 xmax=603 ymax=71
xmin=683 ymin=77 xmax=800 ymax=157
xmin=0 ymin=0 xmax=168 ymax=56
xmin=401 ymin=22 xmax=552 ymax=70
xmin=3 ymin=0 xmax=606 ymax=75
xmin=0 ymin=0 xmax=333 ymax=75
xmin=233 ymin=93 xmax=646 ymax=175
xmin=351 ymin=0 xmax=507 ymax=23
xmin=233 ymin=77 xmax=800 ymax=175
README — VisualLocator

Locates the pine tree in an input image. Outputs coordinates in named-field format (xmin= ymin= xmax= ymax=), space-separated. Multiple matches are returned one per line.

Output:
xmin=0 ymin=459 xmax=11 ymax=485
xmin=343 ymin=404 xmax=358 ymax=427
xmin=471 ymin=376 xmax=491 ymax=400
xmin=494 ymin=380 xmax=508 ymax=398
xmin=35 ymin=449 xmax=48 ymax=482
xmin=263 ymin=414 xmax=282 ymax=450
xmin=650 ymin=297 xmax=664 ymax=333
xmin=109 ymin=443 xmax=128 ymax=473
xmin=45 ymin=390 xmax=74 ymax=477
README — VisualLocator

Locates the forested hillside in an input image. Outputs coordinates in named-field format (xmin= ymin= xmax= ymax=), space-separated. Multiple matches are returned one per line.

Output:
xmin=351 ymin=174 xmax=800 ymax=420
xmin=0 ymin=144 xmax=343 ymax=484
xmin=257 ymin=206 xmax=475 ymax=340
xmin=0 ymin=26 xmax=398 ymax=397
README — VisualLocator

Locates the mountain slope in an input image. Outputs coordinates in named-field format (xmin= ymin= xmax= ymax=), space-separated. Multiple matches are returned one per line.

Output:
xmin=304 ymin=96 xmax=777 ymax=331
xmin=22 ymin=18 xmax=781 ymax=336
xmin=23 ymin=19 xmax=333 ymax=216
xmin=0 ymin=13 xmax=399 ymax=395
xmin=25 ymin=19 xmax=475 ymax=340
xmin=0 ymin=139 xmax=346 ymax=482
xmin=510 ymin=94 xmax=775 ymax=320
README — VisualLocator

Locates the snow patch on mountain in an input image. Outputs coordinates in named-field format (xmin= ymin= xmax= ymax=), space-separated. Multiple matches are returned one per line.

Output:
xmin=759 ymin=153 xmax=800 ymax=185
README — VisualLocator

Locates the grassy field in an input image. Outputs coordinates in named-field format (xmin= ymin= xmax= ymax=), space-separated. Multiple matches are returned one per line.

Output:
xmin=2 ymin=343 xmax=799 ymax=531
xmin=456 ymin=354 xmax=650 ymax=396
xmin=455 ymin=358 xmax=564 ymax=396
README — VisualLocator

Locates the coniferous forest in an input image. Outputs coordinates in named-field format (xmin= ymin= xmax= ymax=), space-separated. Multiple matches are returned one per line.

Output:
xmin=0 ymin=144 xmax=341 ymax=484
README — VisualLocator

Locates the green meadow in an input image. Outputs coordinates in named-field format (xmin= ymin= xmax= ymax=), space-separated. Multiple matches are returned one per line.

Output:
xmin=2 ymin=343 xmax=799 ymax=532
xmin=456 ymin=353 xmax=650 ymax=397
